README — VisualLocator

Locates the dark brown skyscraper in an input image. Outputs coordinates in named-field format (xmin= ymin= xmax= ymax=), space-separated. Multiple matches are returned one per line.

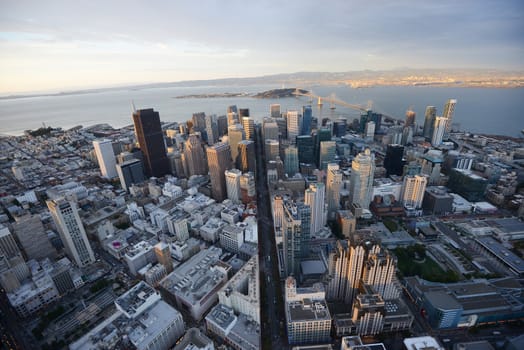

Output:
xmin=207 ymin=142 xmax=232 ymax=202
xmin=132 ymin=108 xmax=169 ymax=178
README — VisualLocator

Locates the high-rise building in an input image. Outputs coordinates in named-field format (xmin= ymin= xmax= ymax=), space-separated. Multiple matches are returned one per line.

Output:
xmin=405 ymin=110 xmax=416 ymax=128
xmin=227 ymin=112 xmax=239 ymax=127
xmin=47 ymin=198 xmax=95 ymax=267
xmin=442 ymin=99 xmax=457 ymax=139
xmin=305 ymin=183 xmax=325 ymax=234
xmin=286 ymin=110 xmax=301 ymax=143
xmin=116 ymin=158 xmax=145 ymax=191
xmin=333 ymin=118 xmax=347 ymax=138
xmin=93 ymin=139 xmax=118 ymax=179
xmin=155 ymin=242 xmax=173 ymax=274
xmin=270 ymin=104 xmax=281 ymax=118
xmin=282 ymin=200 xmax=311 ymax=276
xmin=319 ymin=141 xmax=337 ymax=170
xmin=236 ymin=140 xmax=256 ymax=173
xmin=383 ymin=144 xmax=404 ymax=177
xmin=365 ymin=121 xmax=375 ymax=139
xmin=431 ymin=117 xmax=448 ymax=146
xmin=183 ymin=134 xmax=208 ymax=177
xmin=284 ymin=146 xmax=299 ymax=176
xmin=314 ymin=128 xmax=332 ymax=167
xmin=207 ymin=143 xmax=233 ymax=202
xmin=423 ymin=106 xmax=437 ymax=140
xmin=225 ymin=169 xmax=242 ymax=203
xmin=132 ymin=108 xmax=169 ymax=178
xmin=401 ymin=175 xmax=428 ymax=209
xmin=362 ymin=251 xmax=398 ymax=300
xmin=241 ymin=116 xmax=255 ymax=141
xmin=205 ymin=114 xmax=219 ymax=145
xmin=301 ymin=105 xmax=312 ymax=135
xmin=263 ymin=119 xmax=279 ymax=142
xmin=192 ymin=112 xmax=206 ymax=132
xmin=326 ymin=163 xmax=343 ymax=220
xmin=349 ymin=149 xmax=375 ymax=209
xmin=228 ymin=124 xmax=245 ymax=164
xmin=265 ymin=139 xmax=279 ymax=161
xmin=217 ymin=115 xmax=228 ymax=137
xmin=239 ymin=172 xmax=256 ymax=204
xmin=0 ymin=225 xmax=21 ymax=258
xmin=238 ymin=108 xmax=249 ymax=118
xmin=296 ymin=135 xmax=315 ymax=165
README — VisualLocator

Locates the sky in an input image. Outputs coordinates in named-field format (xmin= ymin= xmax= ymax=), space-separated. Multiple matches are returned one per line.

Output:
xmin=0 ymin=0 xmax=523 ymax=94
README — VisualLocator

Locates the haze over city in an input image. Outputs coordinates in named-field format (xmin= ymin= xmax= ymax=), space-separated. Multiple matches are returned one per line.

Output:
xmin=1 ymin=0 xmax=523 ymax=93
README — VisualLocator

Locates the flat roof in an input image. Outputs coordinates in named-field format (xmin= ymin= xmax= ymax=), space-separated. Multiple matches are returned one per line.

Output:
xmin=287 ymin=299 xmax=331 ymax=322
xmin=475 ymin=237 xmax=524 ymax=274
xmin=424 ymin=291 xmax=462 ymax=311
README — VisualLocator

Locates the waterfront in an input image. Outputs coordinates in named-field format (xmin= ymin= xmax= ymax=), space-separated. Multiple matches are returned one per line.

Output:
xmin=1 ymin=84 xmax=523 ymax=137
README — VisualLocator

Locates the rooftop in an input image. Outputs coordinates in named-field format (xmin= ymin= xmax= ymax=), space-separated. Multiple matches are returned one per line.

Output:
xmin=287 ymin=298 xmax=331 ymax=322
xmin=475 ymin=237 xmax=524 ymax=274
xmin=114 ymin=281 xmax=160 ymax=318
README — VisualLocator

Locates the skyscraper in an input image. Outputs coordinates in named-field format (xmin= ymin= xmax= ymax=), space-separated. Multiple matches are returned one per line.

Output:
xmin=301 ymin=105 xmax=312 ymax=135
xmin=282 ymin=201 xmax=311 ymax=276
xmin=326 ymin=163 xmax=343 ymax=220
xmin=304 ymin=183 xmax=325 ymax=234
xmin=93 ymin=139 xmax=118 ymax=179
xmin=401 ymin=175 xmax=428 ymax=209
xmin=225 ymin=169 xmax=242 ymax=203
xmin=270 ymin=104 xmax=281 ymax=118
xmin=265 ymin=139 xmax=279 ymax=161
xmin=442 ymin=99 xmax=457 ymax=139
xmin=362 ymin=251 xmax=398 ymax=300
xmin=284 ymin=146 xmax=299 ymax=176
xmin=432 ymin=117 xmax=448 ymax=146
xmin=183 ymin=134 xmax=207 ymax=177
xmin=205 ymin=114 xmax=219 ymax=145
xmin=207 ymin=143 xmax=233 ymax=202
xmin=296 ymin=135 xmax=315 ymax=165
xmin=239 ymin=172 xmax=256 ymax=204
xmin=423 ymin=106 xmax=437 ymax=140
xmin=263 ymin=119 xmax=279 ymax=142
xmin=319 ymin=141 xmax=337 ymax=170
xmin=47 ymin=198 xmax=95 ymax=267
xmin=314 ymin=128 xmax=332 ymax=167
xmin=383 ymin=144 xmax=404 ymax=177
xmin=405 ymin=110 xmax=416 ymax=128
xmin=349 ymin=149 xmax=375 ymax=209
xmin=155 ymin=242 xmax=173 ymax=274
xmin=242 ymin=116 xmax=255 ymax=141
xmin=237 ymin=140 xmax=256 ymax=173
xmin=192 ymin=112 xmax=206 ymax=132
xmin=116 ymin=158 xmax=145 ymax=191
xmin=286 ymin=110 xmax=301 ymax=143
xmin=228 ymin=124 xmax=245 ymax=164
xmin=132 ymin=108 xmax=169 ymax=178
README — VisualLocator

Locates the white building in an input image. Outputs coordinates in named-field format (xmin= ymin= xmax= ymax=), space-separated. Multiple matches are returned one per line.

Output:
xmin=265 ymin=139 xmax=279 ymax=161
xmin=124 ymin=240 xmax=156 ymax=276
xmin=349 ymin=149 xmax=375 ymax=209
xmin=46 ymin=198 xmax=95 ymax=267
xmin=432 ymin=117 xmax=448 ymax=146
xmin=305 ymin=183 xmax=325 ymax=234
xmin=93 ymin=139 xmax=118 ymax=179
xmin=220 ymin=224 xmax=245 ymax=254
xmin=225 ymin=169 xmax=242 ymax=203
xmin=286 ymin=110 xmax=301 ymax=143
xmin=401 ymin=175 xmax=428 ymax=209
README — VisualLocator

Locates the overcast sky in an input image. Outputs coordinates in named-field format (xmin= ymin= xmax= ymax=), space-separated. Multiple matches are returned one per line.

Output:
xmin=1 ymin=0 xmax=523 ymax=93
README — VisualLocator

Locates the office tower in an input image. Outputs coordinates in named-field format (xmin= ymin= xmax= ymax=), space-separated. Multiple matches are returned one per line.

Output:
xmin=207 ymin=143 xmax=233 ymax=202
xmin=93 ymin=139 xmax=118 ymax=179
xmin=383 ymin=144 xmax=404 ymax=177
xmin=242 ymin=116 xmax=255 ymax=141
xmin=183 ymin=134 xmax=208 ymax=177
xmin=431 ymin=117 xmax=448 ymax=146
xmin=405 ymin=110 xmax=416 ymax=128
xmin=319 ymin=141 xmax=337 ymax=170
xmin=349 ymin=149 xmax=375 ymax=209
xmin=192 ymin=112 xmax=206 ymax=132
xmin=362 ymin=251 xmax=398 ymax=299
xmin=442 ymin=99 xmax=457 ymax=139
xmin=227 ymin=112 xmax=239 ymax=127
xmin=263 ymin=119 xmax=279 ymax=142
xmin=423 ymin=106 xmax=437 ymax=139
xmin=265 ymin=139 xmax=279 ymax=161
xmin=337 ymin=210 xmax=356 ymax=239
xmin=228 ymin=124 xmax=245 ymax=164
xmin=286 ymin=110 xmax=301 ymax=143
xmin=401 ymin=125 xmax=413 ymax=145
xmin=296 ymin=135 xmax=315 ymax=165
xmin=0 ymin=226 xmax=21 ymax=258
xmin=155 ymin=242 xmax=173 ymax=273
xmin=116 ymin=158 xmax=145 ymax=191
xmin=282 ymin=201 xmax=311 ymax=276
xmin=326 ymin=163 xmax=343 ymax=220
xmin=270 ymin=104 xmax=281 ymax=118
xmin=205 ymin=114 xmax=219 ymax=145
xmin=301 ymin=105 xmax=312 ymax=135
xmin=275 ymin=117 xmax=288 ymax=140
xmin=333 ymin=118 xmax=347 ymax=138
xmin=12 ymin=215 xmax=56 ymax=261
xmin=238 ymin=108 xmax=249 ymax=118
xmin=132 ymin=108 xmax=169 ymax=178
xmin=237 ymin=140 xmax=256 ymax=173
xmin=227 ymin=105 xmax=238 ymax=114
xmin=365 ymin=121 xmax=375 ymax=139
xmin=225 ymin=169 xmax=242 ymax=203
xmin=401 ymin=175 xmax=428 ymax=209
xmin=47 ymin=198 xmax=95 ymax=267
xmin=315 ymin=127 xmax=332 ymax=167
xmin=239 ymin=172 xmax=256 ymax=204
xmin=216 ymin=115 xmax=228 ymax=137
xmin=305 ymin=183 xmax=325 ymax=234
xmin=284 ymin=146 xmax=299 ymax=176
xmin=360 ymin=110 xmax=382 ymax=132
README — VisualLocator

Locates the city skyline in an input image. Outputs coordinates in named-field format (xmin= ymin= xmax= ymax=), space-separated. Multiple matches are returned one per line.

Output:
xmin=1 ymin=0 xmax=523 ymax=93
